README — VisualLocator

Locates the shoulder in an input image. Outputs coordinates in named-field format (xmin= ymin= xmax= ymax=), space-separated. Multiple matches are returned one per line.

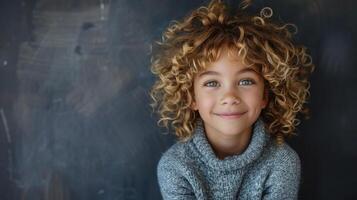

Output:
xmin=254 ymin=139 xmax=301 ymax=176
xmin=270 ymin=141 xmax=301 ymax=170
xmin=263 ymin=140 xmax=301 ymax=181
xmin=157 ymin=141 xmax=199 ymax=199
xmin=259 ymin=141 xmax=302 ymax=198
xmin=157 ymin=141 xmax=194 ymax=174
xmin=156 ymin=141 xmax=197 ymax=195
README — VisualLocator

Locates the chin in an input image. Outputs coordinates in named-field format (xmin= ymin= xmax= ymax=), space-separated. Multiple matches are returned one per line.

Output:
xmin=217 ymin=126 xmax=244 ymax=136
xmin=226 ymin=130 xmax=245 ymax=136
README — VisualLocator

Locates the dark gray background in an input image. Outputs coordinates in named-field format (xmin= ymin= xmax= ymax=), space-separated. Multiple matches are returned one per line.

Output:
xmin=0 ymin=0 xmax=356 ymax=199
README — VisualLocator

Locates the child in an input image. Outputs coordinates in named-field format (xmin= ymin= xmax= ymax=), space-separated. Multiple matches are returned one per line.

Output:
xmin=150 ymin=0 xmax=314 ymax=199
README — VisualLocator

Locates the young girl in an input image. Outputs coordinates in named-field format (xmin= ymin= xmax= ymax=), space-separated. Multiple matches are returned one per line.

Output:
xmin=150 ymin=0 xmax=314 ymax=199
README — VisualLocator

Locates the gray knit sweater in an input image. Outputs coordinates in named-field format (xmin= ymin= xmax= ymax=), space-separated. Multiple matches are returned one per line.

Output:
xmin=157 ymin=118 xmax=301 ymax=200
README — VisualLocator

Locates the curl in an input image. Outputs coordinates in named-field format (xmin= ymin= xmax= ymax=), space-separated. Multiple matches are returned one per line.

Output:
xmin=260 ymin=7 xmax=273 ymax=19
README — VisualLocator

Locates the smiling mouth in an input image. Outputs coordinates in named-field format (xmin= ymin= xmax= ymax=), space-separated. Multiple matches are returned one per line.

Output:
xmin=215 ymin=112 xmax=246 ymax=119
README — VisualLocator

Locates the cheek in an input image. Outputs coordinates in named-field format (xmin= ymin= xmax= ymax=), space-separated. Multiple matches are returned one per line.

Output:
xmin=243 ymin=92 xmax=265 ymax=117
xmin=244 ymin=90 xmax=265 ymax=106
xmin=196 ymin=92 xmax=216 ymax=109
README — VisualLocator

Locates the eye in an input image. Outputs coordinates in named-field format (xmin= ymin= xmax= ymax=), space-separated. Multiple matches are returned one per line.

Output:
xmin=203 ymin=80 xmax=219 ymax=87
xmin=239 ymin=79 xmax=255 ymax=86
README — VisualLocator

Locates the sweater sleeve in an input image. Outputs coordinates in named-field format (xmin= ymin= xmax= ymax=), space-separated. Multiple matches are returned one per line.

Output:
xmin=262 ymin=145 xmax=301 ymax=200
xmin=157 ymin=153 xmax=196 ymax=200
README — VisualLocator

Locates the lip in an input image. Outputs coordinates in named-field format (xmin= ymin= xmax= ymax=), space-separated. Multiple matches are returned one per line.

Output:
xmin=215 ymin=112 xmax=246 ymax=119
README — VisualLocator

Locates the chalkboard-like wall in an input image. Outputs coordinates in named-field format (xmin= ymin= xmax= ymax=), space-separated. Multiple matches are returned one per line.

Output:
xmin=0 ymin=0 xmax=356 ymax=199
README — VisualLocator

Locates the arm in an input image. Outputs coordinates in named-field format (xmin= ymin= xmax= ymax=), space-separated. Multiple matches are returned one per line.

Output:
xmin=262 ymin=146 xmax=301 ymax=200
xmin=157 ymin=154 xmax=196 ymax=200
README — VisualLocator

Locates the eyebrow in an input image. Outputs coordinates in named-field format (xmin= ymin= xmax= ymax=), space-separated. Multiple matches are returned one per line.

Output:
xmin=198 ymin=68 xmax=258 ymax=78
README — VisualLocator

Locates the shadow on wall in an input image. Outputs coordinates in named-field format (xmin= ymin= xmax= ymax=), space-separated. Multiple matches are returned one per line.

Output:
xmin=10 ymin=0 xmax=174 ymax=199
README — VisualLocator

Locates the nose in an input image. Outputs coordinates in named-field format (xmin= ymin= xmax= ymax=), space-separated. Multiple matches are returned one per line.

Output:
xmin=220 ymin=91 xmax=240 ymax=105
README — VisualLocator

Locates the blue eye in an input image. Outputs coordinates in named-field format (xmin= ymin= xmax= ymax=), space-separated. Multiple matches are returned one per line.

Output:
xmin=203 ymin=79 xmax=255 ymax=87
xmin=239 ymin=79 xmax=254 ymax=85
xmin=204 ymin=81 xmax=219 ymax=87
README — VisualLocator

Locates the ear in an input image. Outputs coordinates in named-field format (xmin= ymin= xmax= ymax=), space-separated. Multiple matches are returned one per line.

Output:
xmin=190 ymin=91 xmax=198 ymax=111
xmin=261 ymin=89 xmax=269 ymax=109
xmin=190 ymin=101 xmax=198 ymax=111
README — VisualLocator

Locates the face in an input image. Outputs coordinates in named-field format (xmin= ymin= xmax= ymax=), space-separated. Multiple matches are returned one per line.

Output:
xmin=191 ymin=51 xmax=268 ymax=140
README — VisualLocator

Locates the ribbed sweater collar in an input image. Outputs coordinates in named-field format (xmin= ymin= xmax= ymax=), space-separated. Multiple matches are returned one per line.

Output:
xmin=189 ymin=117 xmax=270 ymax=171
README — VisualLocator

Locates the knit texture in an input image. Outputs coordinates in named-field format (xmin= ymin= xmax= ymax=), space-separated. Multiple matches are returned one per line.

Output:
xmin=157 ymin=118 xmax=301 ymax=200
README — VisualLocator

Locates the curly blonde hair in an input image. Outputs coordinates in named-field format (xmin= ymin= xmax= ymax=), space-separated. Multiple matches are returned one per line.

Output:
xmin=149 ymin=0 xmax=315 ymax=145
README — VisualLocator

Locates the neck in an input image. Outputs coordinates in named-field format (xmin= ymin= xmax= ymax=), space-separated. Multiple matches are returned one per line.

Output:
xmin=204 ymin=126 xmax=253 ymax=160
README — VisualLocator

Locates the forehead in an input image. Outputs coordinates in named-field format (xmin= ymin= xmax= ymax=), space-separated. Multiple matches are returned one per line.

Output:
xmin=197 ymin=52 xmax=261 ymax=77
xmin=198 ymin=67 xmax=259 ymax=78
